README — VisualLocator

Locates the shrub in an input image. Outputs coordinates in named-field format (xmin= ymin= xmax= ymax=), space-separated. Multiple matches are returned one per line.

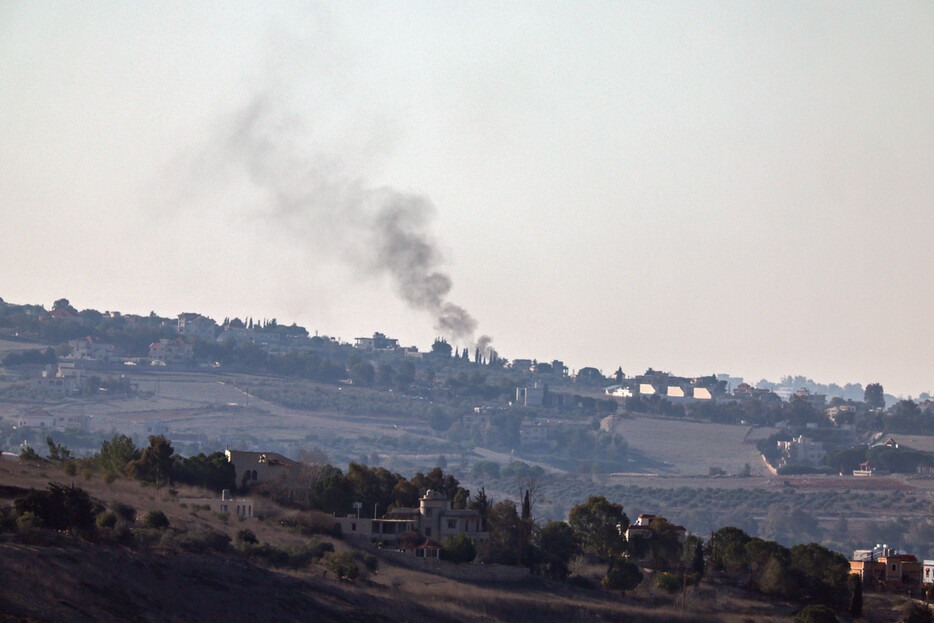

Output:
xmin=177 ymin=529 xmax=231 ymax=553
xmin=14 ymin=483 xmax=96 ymax=532
xmin=354 ymin=551 xmax=379 ymax=571
xmin=655 ymin=572 xmax=683 ymax=594
xmin=19 ymin=446 xmax=43 ymax=462
xmin=16 ymin=511 xmax=42 ymax=532
xmin=97 ymin=512 xmax=117 ymax=529
xmin=286 ymin=541 xmax=334 ymax=568
xmin=793 ymin=605 xmax=838 ymax=623
xmin=103 ymin=471 xmax=118 ymax=484
xmin=441 ymin=534 xmax=477 ymax=564
xmin=905 ymin=602 xmax=934 ymax=623
xmin=62 ymin=461 xmax=77 ymax=476
xmin=237 ymin=542 xmax=290 ymax=566
xmin=324 ymin=552 xmax=359 ymax=580
xmin=567 ymin=575 xmax=597 ymax=590
xmin=288 ymin=511 xmax=342 ymax=537
xmin=142 ymin=510 xmax=169 ymax=529
xmin=602 ymin=559 xmax=642 ymax=594
xmin=112 ymin=502 xmax=136 ymax=523
xmin=235 ymin=528 xmax=258 ymax=545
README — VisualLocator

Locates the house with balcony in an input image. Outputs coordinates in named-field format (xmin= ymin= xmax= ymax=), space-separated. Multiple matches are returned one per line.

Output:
xmin=353 ymin=332 xmax=399 ymax=351
xmin=68 ymin=336 xmax=117 ymax=362
xmin=334 ymin=489 xmax=488 ymax=545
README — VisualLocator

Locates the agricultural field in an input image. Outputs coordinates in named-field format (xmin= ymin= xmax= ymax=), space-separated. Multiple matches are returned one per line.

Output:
xmin=604 ymin=415 xmax=770 ymax=476
xmin=0 ymin=337 xmax=47 ymax=355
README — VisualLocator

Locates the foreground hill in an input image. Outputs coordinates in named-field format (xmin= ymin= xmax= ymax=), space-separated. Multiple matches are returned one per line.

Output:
xmin=0 ymin=542 xmax=412 ymax=623
xmin=0 ymin=454 xmax=919 ymax=623
xmin=0 ymin=455 xmax=789 ymax=623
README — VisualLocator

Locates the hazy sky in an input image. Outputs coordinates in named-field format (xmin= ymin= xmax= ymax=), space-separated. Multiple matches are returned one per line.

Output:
xmin=3 ymin=2 xmax=934 ymax=396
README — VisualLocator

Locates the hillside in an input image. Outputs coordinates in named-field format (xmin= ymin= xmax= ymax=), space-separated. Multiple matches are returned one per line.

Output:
xmin=0 ymin=454 xmax=818 ymax=623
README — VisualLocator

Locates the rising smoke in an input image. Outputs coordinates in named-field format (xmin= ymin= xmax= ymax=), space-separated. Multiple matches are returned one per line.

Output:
xmin=203 ymin=93 xmax=483 ymax=344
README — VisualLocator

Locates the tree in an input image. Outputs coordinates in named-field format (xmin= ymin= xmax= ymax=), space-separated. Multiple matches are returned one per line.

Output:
xmin=45 ymin=436 xmax=73 ymax=463
xmin=350 ymin=362 xmax=375 ymax=387
xmin=174 ymin=452 xmax=236 ymax=492
xmin=848 ymin=573 xmax=862 ymax=618
xmin=602 ymin=558 xmax=642 ymax=593
xmin=865 ymin=383 xmax=885 ymax=409
xmin=393 ymin=360 xmax=416 ymax=389
xmin=685 ymin=535 xmax=705 ymax=578
xmin=708 ymin=526 xmax=752 ymax=572
xmin=52 ymin=298 xmax=74 ymax=311
xmin=468 ymin=486 xmax=490 ymax=529
xmin=538 ymin=521 xmax=580 ymax=579
xmin=483 ymin=500 xmax=522 ymax=565
xmin=431 ymin=338 xmax=452 ymax=358
xmin=789 ymin=542 xmax=850 ymax=608
xmin=644 ymin=518 xmax=684 ymax=570
xmin=126 ymin=435 xmax=175 ymax=484
xmin=441 ymin=534 xmax=477 ymax=563
xmin=568 ymin=496 xmax=629 ymax=560
xmin=95 ymin=434 xmax=139 ymax=474
xmin=14 ymin=483 xmax=96 ymax=532
xmin=576 ymin=367 xmax=605 ymax=385
xmin=887 ymin=399 xmax=925 ymax=433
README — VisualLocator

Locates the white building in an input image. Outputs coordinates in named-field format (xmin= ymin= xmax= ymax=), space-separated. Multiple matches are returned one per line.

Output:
xmin=149 ymin=338 xmax=193 ymax=365
xmin=69 ymin=337 xmax=117 ymax=362
xmin=177 ymin=313 xmax=217 ymax=342
xmin=16 ymin=409 xmax=89 ymax=432
xmin=777 ymin=435 xmax=826 ymax=466
xmin=515 ymin=382 xmax=546 ymax=407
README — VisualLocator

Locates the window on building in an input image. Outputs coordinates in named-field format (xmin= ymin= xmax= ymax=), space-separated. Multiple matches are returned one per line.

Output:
xmin=351 ymin=522 xmax=357 ymax=531
xmin=447 ymin=519 xmax=457 ymax=529
xmin=425 ymin=528 xmax=431 ymax=536
xmin=220 ymin=505 xmax=228 ymax=513
xmin=426 ymin=508 xmax=433 ymax=517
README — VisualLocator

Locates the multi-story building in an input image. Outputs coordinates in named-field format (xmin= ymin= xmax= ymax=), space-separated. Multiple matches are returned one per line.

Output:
xmin=149 ymin=338 xmax=193 ymax=365
xmin=334 ymin=489 xmax=488 ymax=544
xmin=177 ymin=313 xmax=217 ymax=342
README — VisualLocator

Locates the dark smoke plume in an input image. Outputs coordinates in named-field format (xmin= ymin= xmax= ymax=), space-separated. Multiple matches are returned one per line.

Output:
xmin=204 ymin=94 xmax=480 ymax=342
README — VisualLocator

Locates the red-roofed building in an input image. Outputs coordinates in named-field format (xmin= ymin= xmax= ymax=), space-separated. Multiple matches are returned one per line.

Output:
xmin=851 ymin=552 xmax=922 ymax=588
xmin=46 ymin=307 xmax=83 ymax=323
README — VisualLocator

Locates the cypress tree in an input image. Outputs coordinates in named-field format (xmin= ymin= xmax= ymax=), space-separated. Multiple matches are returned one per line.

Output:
xmin=849 ymin=575 xmax=862 ymax=617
